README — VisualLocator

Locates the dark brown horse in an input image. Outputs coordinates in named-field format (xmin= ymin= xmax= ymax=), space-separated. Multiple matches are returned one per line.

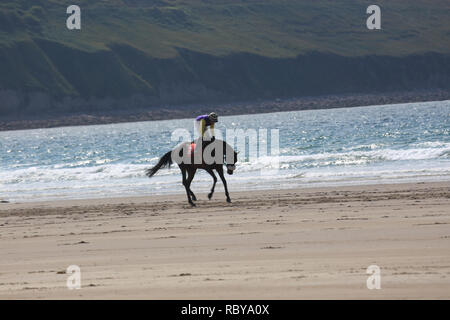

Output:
xmin=146 ymin=139 xmax=238 ymax=206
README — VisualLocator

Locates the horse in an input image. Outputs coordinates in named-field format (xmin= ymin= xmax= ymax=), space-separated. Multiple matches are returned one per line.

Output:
xmin=146 ymin=139 xmax=238 ymax=206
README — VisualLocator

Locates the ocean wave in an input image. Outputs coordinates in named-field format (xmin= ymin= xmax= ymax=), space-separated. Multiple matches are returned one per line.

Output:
xmin=412 ymin=141 xmax=449 ymax=148
xmin=235 ymin=143 xmax=450 ymax=171
xmin=1 ymin=143 xmax=449 ymax=185
xmin=0 ymin=163 xmax=175 ymax=185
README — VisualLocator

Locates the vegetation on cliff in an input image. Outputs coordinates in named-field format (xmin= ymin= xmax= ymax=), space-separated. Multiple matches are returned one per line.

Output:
xmin=0 ymin=0 xmax=449 ymax=119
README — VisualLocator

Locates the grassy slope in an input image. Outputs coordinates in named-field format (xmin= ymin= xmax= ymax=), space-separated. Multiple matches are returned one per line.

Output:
xmin=2 ymin=0 xmax=448 ymax=57
xmin=0 ymin=0 xmax=449 ymax=116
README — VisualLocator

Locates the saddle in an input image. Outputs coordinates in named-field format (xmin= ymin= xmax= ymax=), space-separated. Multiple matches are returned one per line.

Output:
xmin=188 ymin=142 xmax=197 ymax=155
xmin=189 ymin=138 xmax=214 ymax=154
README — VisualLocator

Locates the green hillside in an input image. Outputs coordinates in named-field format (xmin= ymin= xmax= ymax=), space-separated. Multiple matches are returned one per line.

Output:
xmin=0 ymin=0 xmax=449 ymax=118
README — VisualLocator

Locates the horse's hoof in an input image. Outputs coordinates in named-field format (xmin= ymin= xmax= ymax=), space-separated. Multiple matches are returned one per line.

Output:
xmin=208 ymin=193 xmax=213 ymax=200
xmin=192 ymin=196 xmax=197 ymax=201
xmin=226 ymin=198 xmax=232 ymax=203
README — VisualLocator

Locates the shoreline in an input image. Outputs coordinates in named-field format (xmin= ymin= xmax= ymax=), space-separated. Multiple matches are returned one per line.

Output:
xmin=2 ymin=177 xmax=450 ymax=206
xmin=1 ymin=181 xmax=449 ymax=299
xmin=1 ymin=90 xmax=449 ymax=132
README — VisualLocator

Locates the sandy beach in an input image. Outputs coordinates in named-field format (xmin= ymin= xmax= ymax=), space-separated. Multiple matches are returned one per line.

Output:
xmin=1 ymin=181 xmax=449 ymax=299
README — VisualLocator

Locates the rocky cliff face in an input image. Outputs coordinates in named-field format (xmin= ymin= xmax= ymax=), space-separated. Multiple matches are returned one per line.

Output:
xmin=1 ymin=0 xmax=449 ymax=121
xmin=1 ymin=39 xmax=449 ymax=120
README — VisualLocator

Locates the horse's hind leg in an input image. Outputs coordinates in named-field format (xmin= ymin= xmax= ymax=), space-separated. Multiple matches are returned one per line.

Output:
xmin=205 ymin=168 xmax=217 ymax=200
xmin=186 ymin=168 xmax=197 ymax=206
xmin=190 ymin=189 xmax=197 ymax=201
xmin=181 ymin=167 xmax=195 ymax=206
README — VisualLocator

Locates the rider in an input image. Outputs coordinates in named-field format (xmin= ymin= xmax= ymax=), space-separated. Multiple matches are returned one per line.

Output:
xmin=195 ymin=112 xmax=218 ymax=141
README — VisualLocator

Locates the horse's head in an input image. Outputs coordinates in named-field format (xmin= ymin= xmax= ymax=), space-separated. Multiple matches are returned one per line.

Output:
xmin=224 ymin=142 xmax=238 ymax=175
xmin=226 ymin=163 xmax=236 ymax=175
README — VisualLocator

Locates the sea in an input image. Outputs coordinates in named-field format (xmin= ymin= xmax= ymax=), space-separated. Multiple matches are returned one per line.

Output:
xmin=1 ymin=100 xmax=449 ymax=202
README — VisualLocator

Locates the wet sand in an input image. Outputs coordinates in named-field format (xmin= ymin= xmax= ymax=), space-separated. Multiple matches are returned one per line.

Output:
xmin=0 ymin=181 xmax=449 ymax=299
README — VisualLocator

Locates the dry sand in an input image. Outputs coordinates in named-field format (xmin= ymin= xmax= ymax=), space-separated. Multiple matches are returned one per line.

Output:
xmin=0 ymin=181 xmax=449 ymax=299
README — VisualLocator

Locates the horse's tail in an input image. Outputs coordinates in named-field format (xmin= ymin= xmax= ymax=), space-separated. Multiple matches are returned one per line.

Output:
xmin=146 ymin=151 xmax=173 ymax=178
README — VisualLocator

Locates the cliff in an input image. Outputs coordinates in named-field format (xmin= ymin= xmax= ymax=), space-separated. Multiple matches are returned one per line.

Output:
xmin=1 ymin=0 xmax=449 ymax=123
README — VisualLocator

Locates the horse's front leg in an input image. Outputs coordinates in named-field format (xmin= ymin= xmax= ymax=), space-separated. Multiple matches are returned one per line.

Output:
xmin=205 ymin=168 xmax=217 ymax=200
xmin=216 ymin=166 xmax=231 ymax=203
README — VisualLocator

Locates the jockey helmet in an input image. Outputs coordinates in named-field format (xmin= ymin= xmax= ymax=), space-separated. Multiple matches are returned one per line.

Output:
xmin=209 ymin=112 xmax=218 ymax=122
